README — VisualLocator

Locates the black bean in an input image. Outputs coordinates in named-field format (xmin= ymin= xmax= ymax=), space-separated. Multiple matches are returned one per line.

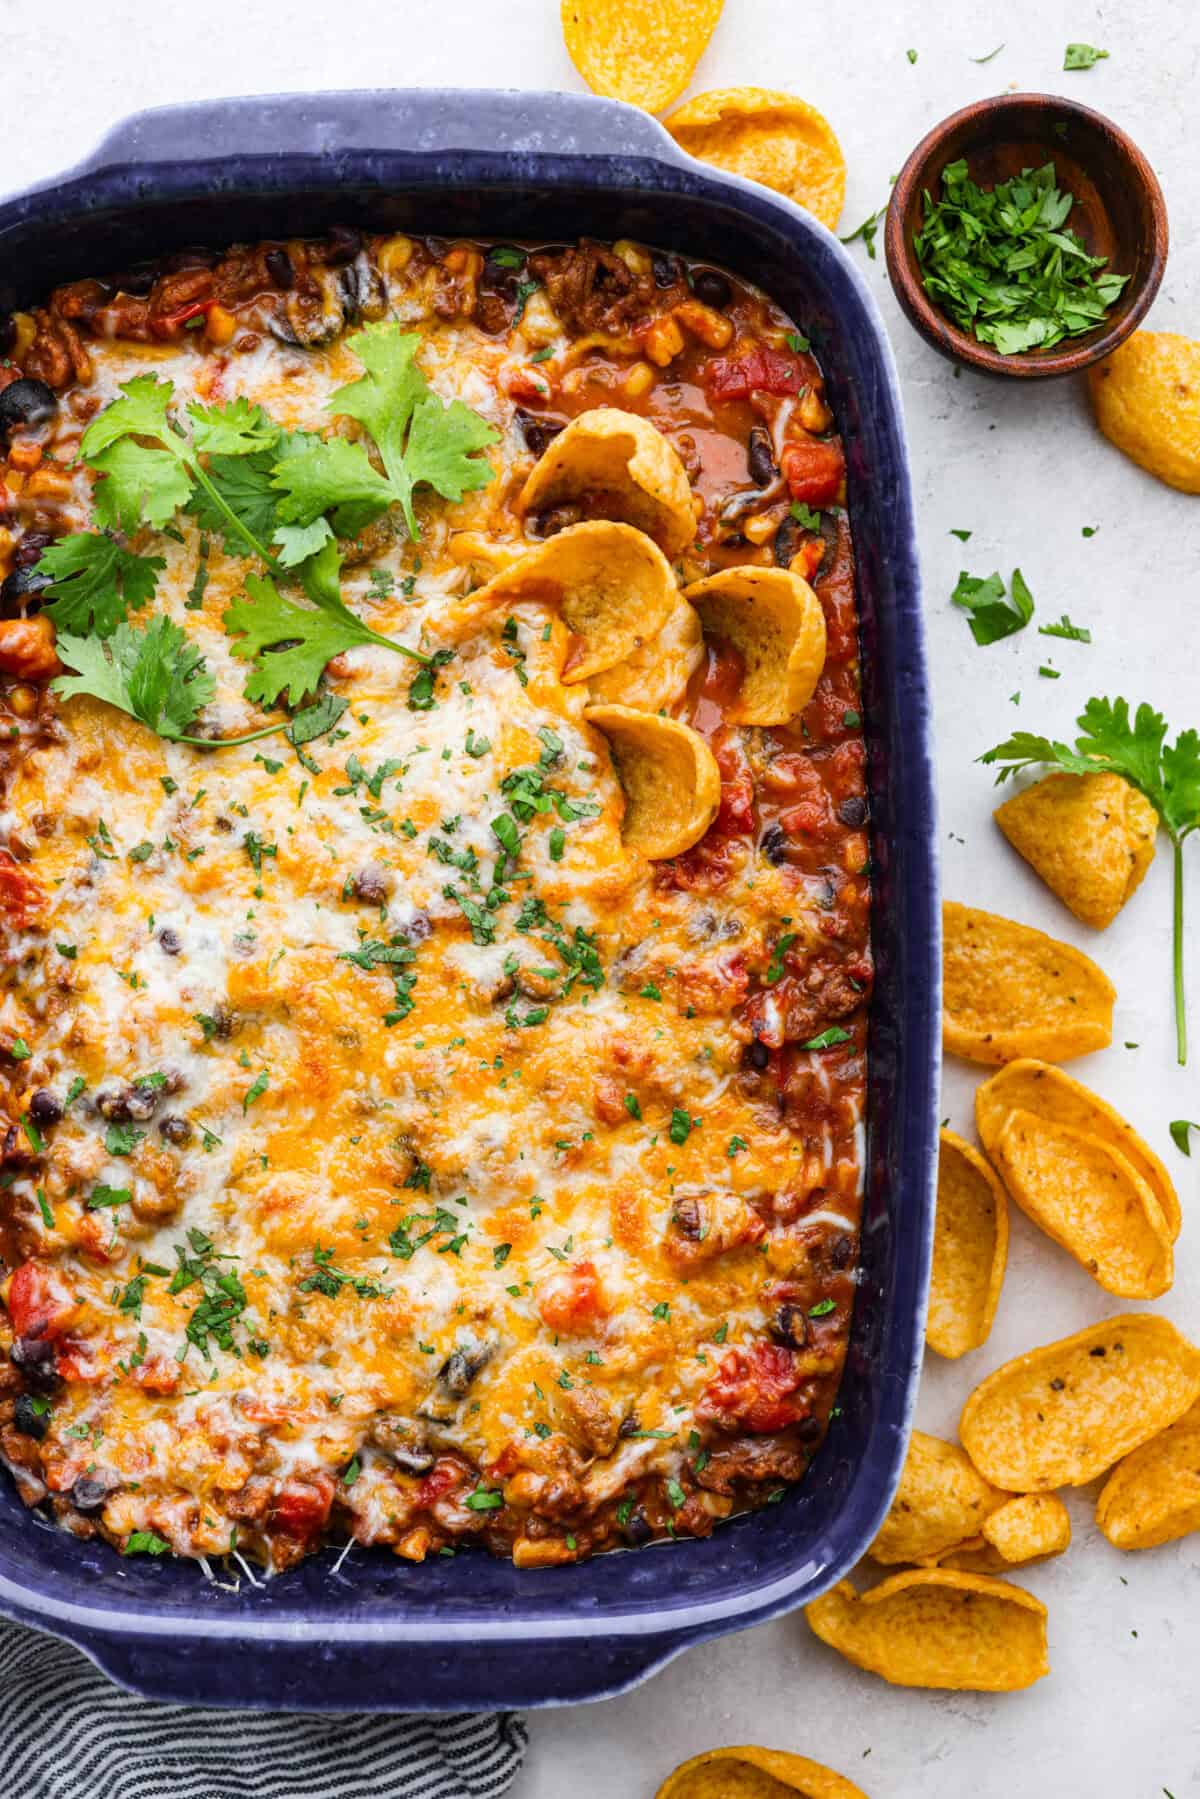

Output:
xmin=408 ymin=912 xmax=433 ymax=943
xmin=157 ymin=927 xmax=182 ymax=956
xmin=125 ymin=1083 xmax=163 ymax=1123
xmin=27 ymin=1090 xmax=62 ymax=1129
xmin=352 ymin=867 xmax=391 ymax=906
xmin=617 ymin=1413 xmax=641 ymax=1439
xmin=773 ymin=516 xmax=803 ymax=569
xmin=838 ymin=796 xmax=868 ymax=827
xmin=671 ymin=1197 xmax=704 ymax=1241
xmin=95 ymin=1088 xmax=132 ymax=1123
xmin=115 ymin=266 xmax=157 ymax=297
xmin=70 ymin=1476 xmax=110 ymax=1513
xmin=797 ymin=1415 xmax=823 ymax=1444
xmin=324 ymin=225 xmax=361 ymax=266
xmin=14 ymin=531 xmax=52 ymax=569
xmin=651 ymin=251 xmax=684 ymax=289
xmin=0 ymin=379 xmax=57 ymax=438
xmin=0 ymin=565 xmax=51 ymax=619
xmin=691 ymin=267 xmax=732 ymax=310
xmin=746 ymin=1039 xmax=771 ymax=1071
xmin=265 ymin=248 xmax=294 ymax=290
xmin=10 ymin=1337 xmax=59 ymax=1393
xmin=760 ymin=823 xmax=788 ymax=866
xmin=514 ymin=409 xmax=566 ymax=458
xmin=830 ymin=1232 xmax=855 ymax=1270
xmin=621 ymin=1509 xmax=654 ymax=1546
xmin=13 ymin=1394 xmax=48 ymax=1440
xmin=437 ymin=1343 xmax=492 ymax=1399
xmin=746 ymin=425 xmax=778 ymax=488
xmin=771 ymin=1304 xmax=810 ymax=1350
xmin=209 ymin=1004 xmax=237 ymax=1039
xmin=159 ymin=1115 xmax=192 ymax=1147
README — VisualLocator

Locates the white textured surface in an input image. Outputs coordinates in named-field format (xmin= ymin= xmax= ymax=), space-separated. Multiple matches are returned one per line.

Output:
xmin=5 ymin=1 xmax=1198 ymax=1790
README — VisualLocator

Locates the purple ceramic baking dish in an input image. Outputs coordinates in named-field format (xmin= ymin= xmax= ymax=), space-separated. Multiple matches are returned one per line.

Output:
xmin=0 ymin=87 xmax=938 ymax=1712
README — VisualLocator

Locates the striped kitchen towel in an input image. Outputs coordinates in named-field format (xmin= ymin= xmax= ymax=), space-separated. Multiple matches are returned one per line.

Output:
xmin=0 ymin=1616 xmax=528 ymax=1799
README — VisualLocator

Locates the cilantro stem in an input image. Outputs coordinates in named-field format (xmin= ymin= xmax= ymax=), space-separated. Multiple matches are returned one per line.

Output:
xmin=187 ymin=459 xmax=284 ymax=580
xmin=1173 ymin=835 xmax=1187 ymax=1066
xmin=173 ymin=721 xmax=293 ymax=750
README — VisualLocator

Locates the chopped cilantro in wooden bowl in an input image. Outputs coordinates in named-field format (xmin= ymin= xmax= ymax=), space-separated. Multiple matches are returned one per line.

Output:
xmin=884 ymin=94 xmax=1167 ymax=378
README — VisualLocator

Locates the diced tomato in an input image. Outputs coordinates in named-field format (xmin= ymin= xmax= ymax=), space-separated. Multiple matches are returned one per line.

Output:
xmin=150 ymin=299 xmax=211 ymax=339
xmin=414 ymin=1456 xmax=469 ymax=1509
xmin=272 ymin=1474 xmax=335 ymax=1536
xmin=6 ymin=1260 xmax=77 ymax=1341
xmin=132 ymin=1355 xmax=181 ymax=1395
xmin=0 ymin=853 xmax=47 ymax=931
xmin=781 ymin=440 xmax=845 ymax=506
xmin=697 ymin=1342 xmax=810 ymax=1433
xmin=537 ymin=1261 xmax=607 ymax=1333
xmin=705 ymin=348 xmax=812 ymax=400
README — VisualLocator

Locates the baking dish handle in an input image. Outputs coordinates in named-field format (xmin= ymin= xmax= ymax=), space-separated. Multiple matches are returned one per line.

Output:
xmin=74 ymin=87 xmax=692 ymax=178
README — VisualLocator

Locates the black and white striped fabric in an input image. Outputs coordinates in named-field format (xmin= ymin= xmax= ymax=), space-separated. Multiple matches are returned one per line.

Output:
xmin=0 ymin=1617 xmax=528 ymax=1799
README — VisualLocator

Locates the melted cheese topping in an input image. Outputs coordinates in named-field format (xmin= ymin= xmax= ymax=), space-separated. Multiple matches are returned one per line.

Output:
xmin=2 ymin=280 xmax=863 ymax=1565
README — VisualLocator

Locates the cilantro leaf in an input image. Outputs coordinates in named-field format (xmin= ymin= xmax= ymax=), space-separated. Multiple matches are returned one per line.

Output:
xmin=272 ymin=433 xmax=394 ymax=539
xmin=53 ymin=618 xmax=216 ymax=741
xmin=1064 ymin=42 xmax=1108 ymax=69
xmin=89 ymin=435 xmax=194 ymax=533
xmin=81 ymin=376 xmax=284 ymax=572
xmin=327 ymin=322 xmax=498 ymax=536
xmin=37 ymin=533 xmax=163 ymax=637
xmin=981 ymin=696 xmax=1200 ymax=1062
xmin=223 ymin=574 xmax=420 ymax=708
xmin=187 ymin=397 xmax=280 ymax=457
xmin=186 ymin=451 xmax=281 ymax=554
xmin=915 ymin=160 xmax=1127 ymax=355
xmin=952 ymin=568 xmax=1034 ymax=644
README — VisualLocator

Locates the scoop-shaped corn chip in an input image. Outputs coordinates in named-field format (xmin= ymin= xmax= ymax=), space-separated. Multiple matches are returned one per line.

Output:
xmin=664 ymin=88 xmax=846 ymax=231
xmin=587 ymin=595 xmax=704 ymax=713
xmin=960 ymin=1314 xmax=1200 ymax=1491
xmin=470 ymin=521 xmax=676 ymax=683
xmin=928 ymin=1130 xmax=1009 ymax=1359
xmin=805 ymin=1570 xmax=1048 ymax=1692
xmin=584 ymin=703 xmax=720 ymax=859
xmin=976 ymin=1059 xmax=1180 ymax=1241
xmin=995 ymin=771 xmax=1157 ymax=930
xmin=934 ymin=1493 xmax=1072 ymax=1573
xmin=871 ymin=1430 xmax=1008 ymax=1565
xmin=992 ymin=1109 xmax=1173 ymax=1299
xmin=1088 ymin=330 xmax=1200 ymax=493
xmin=656 ymin=1745 xmax=869 ymax=1799
xmin=943 ymin=901 xmax=1115 ymax=1065
xmin=519 ymin=409 xmax=695 ymax=557
xmin=682 ymin=565 xmax=827 ymax=725
xmin=1097 ymin=1401 xmax=1200 ymax=1550
xmin=561 ymin=0 xmax=723 ymax=117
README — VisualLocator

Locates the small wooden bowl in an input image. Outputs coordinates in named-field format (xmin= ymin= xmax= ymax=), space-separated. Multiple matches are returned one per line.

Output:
xmin=885 ymin=93 xmax=1167 ymax=379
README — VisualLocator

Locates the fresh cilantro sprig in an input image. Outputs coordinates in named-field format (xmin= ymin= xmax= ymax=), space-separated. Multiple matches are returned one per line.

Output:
xmin=53 ymin=618 xmax=285 ymax=749
xmin=273 ymin=323 xmax=498 ymax=545
xmin=38 ymin=533 xmax=164 ymax=637
xmin=914 ymin=160 xmax=1129 ymax=355
xmin=224 ymin=574 xmax=427 ymax=708
xmin=981 ymin=697 xmax=1200 ymax=1062
xmin=79 ymin=379 xmax=286 ymax=576
xmin=952 ymin=568 xmax=1034 ymax=644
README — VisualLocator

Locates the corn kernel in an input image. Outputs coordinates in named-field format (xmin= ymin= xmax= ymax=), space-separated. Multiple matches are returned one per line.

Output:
xmin=206 ymin=304 xmax=238 ymax=346
xmin=622 ymin=361 xmax=655 ymax=398
xmin=673 ymin=299 xmax=734 ymax=349
xmin=7 ymin=684 xmax=38 ymax=718
xmin=742 ymin=511 xmax=779 ymax=546
xmin=10 ymin=313 xmax=35 ymax=363
xmin=6 ymin=440 xmax=41 ymax=474
xmin=643 ymin=316 xmax=686 ymax=368
xmin=799 ymin=388 xmax=834 ymax=434
xmin=613 ymin=238 xmax=652 ymax=276
xmin=378 ymin=234 xmax=414 ymax=277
